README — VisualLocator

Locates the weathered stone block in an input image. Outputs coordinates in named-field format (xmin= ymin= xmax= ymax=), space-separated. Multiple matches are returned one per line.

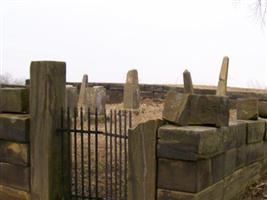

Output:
xmin=223 ymin=163 xmax=261 ymax=200
xmin=0 ymin=88 xmax=29 ymax=113
xmin=0 ymin=163 xmax=30 ymax=191
xmin=211 ymin=153 xmax=225 ymax=183
xmin=230 ymin=121 xmax=247 ymax=148
xmin=163 ymin=92 xmax=229 ymax=127
xmin=259 ymin=101 xmax=267 ymax=118
xmin=0 ymin=114 xmax=30 ymax=142
xmin=128 ymin=120 xmax=163 ymax=200
xmin=0 ymin=185 xmax=31 ymax=200
xmin=246 ymin=142 xmax=264 ymax=164
xmin=123 ymin=84 xmax=140 ymax=109
xmin=224 ymin=148 xmax=237 ymax=176
xmin=0 ymin=140 xmax=29 ymax=166
xmin=236 ymin=98 xmax=258 ymax=120
xmin=261 ymin=158 xmax=267 ymax=175
xmin=236 ymin=146 xmax=247 ymax=170
xmin=158 ymin=180 xmax=224 ymax=200
xmin=158 ymin=125 xmax=223 ymax=161
xmin=246 ymin=120 xmax=265 ymax=144
xmin=157 ymin=158 xmax=212 ymax=193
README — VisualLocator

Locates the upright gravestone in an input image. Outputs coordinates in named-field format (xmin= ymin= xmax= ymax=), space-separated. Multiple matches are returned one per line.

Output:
xmin=216 ymin=56 xmax=229 ymax=96
xmin=77 ymin=74 xmax=89 ymax=110
xmin=88 ymin=86 xmax=106 ymax=115
xmin=123 ymin=69 xmax=140 ymax=109
xmin=183 ymin=69 xmax=194 ymax=94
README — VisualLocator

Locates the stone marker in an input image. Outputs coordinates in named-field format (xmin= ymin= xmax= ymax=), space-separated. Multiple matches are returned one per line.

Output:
xmin=259 ymin=101 xmax=267 ymax=118
xmin=88 ymin=86 xmax=106 ymax=115
xmin=236 ymin=98 xmax=258 ymax=120
xmin=216 ymin=56 xmax=229 ymax=96
xmin=77 ymin=74 xmax=89 ymax=109
xmin=123 ymin=69 xmax=140 ymax=109
xmin=183 ymin=69 xmax=194 ymax=94
xmin=163 ymin=90 xmax=230 ymax=127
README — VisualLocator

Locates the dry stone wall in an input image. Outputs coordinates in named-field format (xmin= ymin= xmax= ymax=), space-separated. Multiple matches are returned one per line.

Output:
xmin=0 ymin=87 xmax=31 ymax=200
xmin=157 ymin=119 xmax=267 ymax=200
xmin=68 ymin=82 xmax=267 ymax=107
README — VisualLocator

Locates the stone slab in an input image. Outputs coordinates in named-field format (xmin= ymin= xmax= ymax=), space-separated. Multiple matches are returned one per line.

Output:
xmin=236 ymin=98 xmax=258 ymax=120
xmin=224 ymin=148 xmax=237 ymax=176
xmin=0 ymin=114 xmax=30 ymax=142
xmin=211 ymin=153 xmax=225 ymax=183
xmin=163 ymin=92 xmax=229 ymax=127
xmin=0 ymin=163 xmax=30 ymax=191
xmin=246 ymin=120 xmax=265 ymax=144
xmin=158 ymin=180 xmax=224 ymax=200
xmin=0 ymin=185 xmax=31 ymax=200
xmin=157 ymin=158 xmax=212 ymax=193
xmin=158 ymin=125 xmax=223 ymax=161
xmin=0 ymin=88 xmax=29 ymax=113
xmin=246 ymin=142 xmax=264 ymax=164
xmin=0 ymin=140 xmax=29 ymax=166
xmin=236 ymin=146 xmax=247 ymax=170
xmin=128 ymin=119 xmax=163 ymax=200
xmin=259 ymin=101 xmax=267 ymax=118
xmin=223 ymin=163 xmax=261 ymax=200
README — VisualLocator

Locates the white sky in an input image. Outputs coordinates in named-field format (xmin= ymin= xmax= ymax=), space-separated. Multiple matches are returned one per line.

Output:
xmin=0 ymin=0 xmax=266 ymax=88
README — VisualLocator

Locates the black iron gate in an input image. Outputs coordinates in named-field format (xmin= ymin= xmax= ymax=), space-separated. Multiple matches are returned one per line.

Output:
xmin=58 ymin=107 xmax=132 ymax=200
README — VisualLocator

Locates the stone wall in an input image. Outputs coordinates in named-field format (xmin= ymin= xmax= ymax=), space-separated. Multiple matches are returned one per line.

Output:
xmin=68 ymin=82 xmax=267 ymax=106
xmin=128 ymin=118 xmax=267 ymax=200
xmin=157 ymin=119 xmax=267 ymax=200
xmin=0 ymin=88 xmax=31 ymax=200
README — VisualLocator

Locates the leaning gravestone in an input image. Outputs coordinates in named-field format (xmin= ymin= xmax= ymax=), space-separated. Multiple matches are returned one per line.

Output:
xmin=216 ymin=56 xmax=229 ymax=96
xmin=123 ymin=69 xmax=140 ymax=109
xmin=77 ymin=74 xmax=89 ymax=110
xmin=88 ymin=86 xmax=106 ymax=115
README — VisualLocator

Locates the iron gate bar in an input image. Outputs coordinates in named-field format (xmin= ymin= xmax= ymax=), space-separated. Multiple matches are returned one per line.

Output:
xmin=95 ymin=108 xmax=99 ymax=199
xmin=124 ymin=110 xmax=127 ymax=200
xmin=59 ymin=107 xmax=132 ymax=200
xmin=109 ymin=110 xmax=113 ymax=200
xmin=80 ymin=107 xmax=85 ymax=199
xmin=114 ymin=110 xmax=118 ymax=200
xmin=104 ymin=111 xmax=108 ymax=200
xmin=74 ymin=108 xmax=78 ymax=199
xmin=88 ymin=108 xmax=92 ymax=198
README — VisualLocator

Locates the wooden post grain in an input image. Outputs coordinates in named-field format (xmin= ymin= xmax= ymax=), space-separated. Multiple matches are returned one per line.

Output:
xmin=30 ymin=61 xmax=66 ymax=200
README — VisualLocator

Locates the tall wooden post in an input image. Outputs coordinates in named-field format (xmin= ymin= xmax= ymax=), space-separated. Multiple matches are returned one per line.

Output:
xmin=30 ymin=61 xmax=66 ymax=200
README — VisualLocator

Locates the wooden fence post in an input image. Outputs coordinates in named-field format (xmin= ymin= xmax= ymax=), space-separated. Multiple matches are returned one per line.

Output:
xmin=30 ymin=61 xmax=66 ymax=200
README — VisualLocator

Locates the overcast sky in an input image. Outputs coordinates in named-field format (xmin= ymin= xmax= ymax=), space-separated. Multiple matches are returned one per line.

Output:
xmin=0 ymin=0 xmax=266 ymax=88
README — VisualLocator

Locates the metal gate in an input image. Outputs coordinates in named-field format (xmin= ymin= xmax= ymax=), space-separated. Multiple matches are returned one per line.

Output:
xmin=58 ymin=107 xmax=132 ymax=200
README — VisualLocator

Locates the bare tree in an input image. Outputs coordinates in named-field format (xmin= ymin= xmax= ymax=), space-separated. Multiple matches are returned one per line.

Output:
xmin=0 ymin=73 xmax=24 ymax=85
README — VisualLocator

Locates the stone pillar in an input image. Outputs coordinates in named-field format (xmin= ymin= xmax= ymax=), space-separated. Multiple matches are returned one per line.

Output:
xmin=88 ymin=86 xmax=106 ymax=115
xmin=77 ymin=74 xmax=89 ymax=109
xmin=183 ymin=69 xmax=194 ymax=94
xmin=216 ymin=56 xmax=229 ymax=96
xmin=30 ymin=61 xmax=66 ymax=200
xmin=128 ymin=120 xmax=163 ymax=200
xmin=123 ymin=69 xmax=140 ymax=109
